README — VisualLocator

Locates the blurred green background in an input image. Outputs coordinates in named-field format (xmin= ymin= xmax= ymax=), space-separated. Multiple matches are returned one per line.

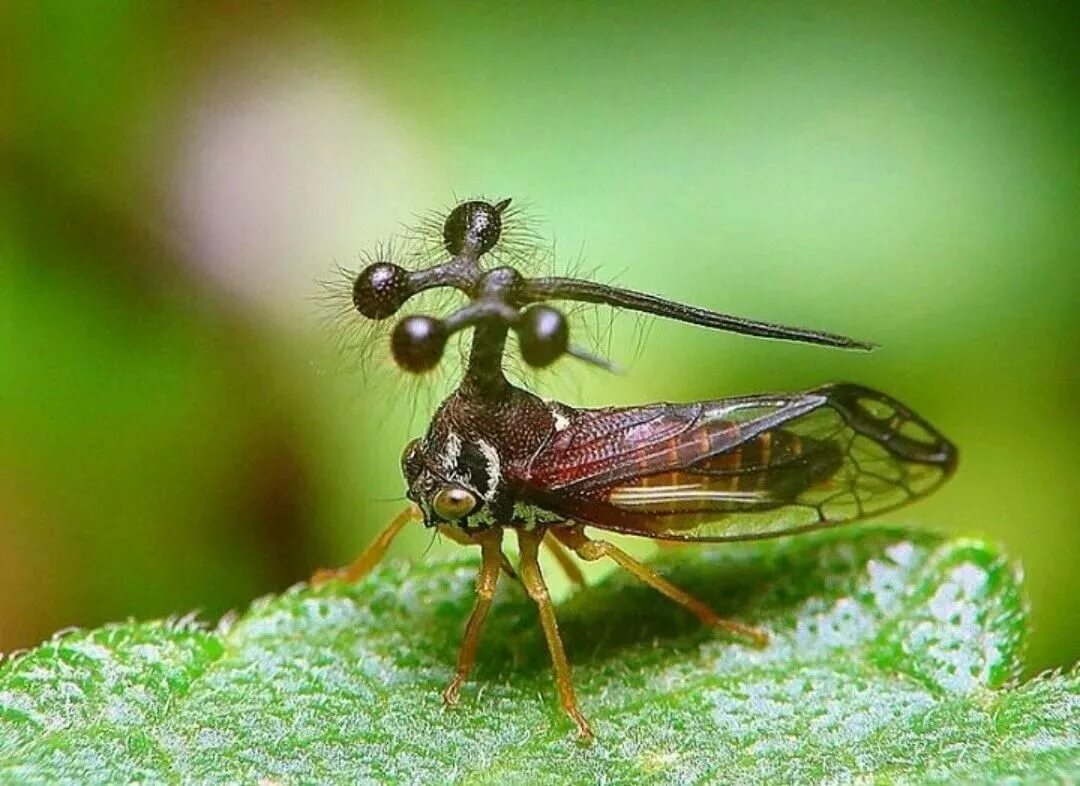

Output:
xmin=1 ymin=3 xmax=1076 ymax=675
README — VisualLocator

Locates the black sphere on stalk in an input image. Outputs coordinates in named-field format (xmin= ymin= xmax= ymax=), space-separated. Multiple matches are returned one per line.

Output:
xmin=391 ymin=315 xmax=447 ymax=372
xmin=443 ymin=199 xmax=510 ymax=257
xmin=352 ymin=262 xmax=412 ymax=320
xmin=518 ymin=305 xmax=569 ymax=367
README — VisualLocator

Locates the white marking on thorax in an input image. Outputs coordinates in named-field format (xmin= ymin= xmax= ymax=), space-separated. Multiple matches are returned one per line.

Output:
xmin=440 ymin=431 xmax=463 ymax=475
xmin=475 ymin=438 xmax=502 ymax=501
xmin=549 ymin=404 xmax=571 ymax=432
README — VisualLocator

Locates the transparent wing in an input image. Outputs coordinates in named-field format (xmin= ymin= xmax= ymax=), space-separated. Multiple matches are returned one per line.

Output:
xmin=526 ymin=384 xmax=957 ymax=541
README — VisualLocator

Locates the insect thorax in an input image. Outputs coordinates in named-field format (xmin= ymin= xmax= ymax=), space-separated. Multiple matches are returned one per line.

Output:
xmin=403 ymin=384 xmax=565 ymax=531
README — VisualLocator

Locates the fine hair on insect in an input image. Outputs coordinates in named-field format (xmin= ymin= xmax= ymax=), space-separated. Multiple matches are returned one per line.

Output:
xmin=312 ymin=195 xmax=957 ymax=740
xmin=314 ymin=195 xmax=633 ymax=424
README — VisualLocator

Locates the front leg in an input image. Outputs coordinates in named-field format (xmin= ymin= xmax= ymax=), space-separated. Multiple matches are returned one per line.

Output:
xmin=442 ymin=527 xmax=505 ymax=706
xmin=311 ymin=505 xmax=420 ymax=585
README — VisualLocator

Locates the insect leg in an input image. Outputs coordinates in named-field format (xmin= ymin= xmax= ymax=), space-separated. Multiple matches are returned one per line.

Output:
xmin=518 ymin=528 xmax=594 ymax=740
xmin=553 ymin=525 xmax=768 ymax=646
xmin=442 ymin=527 xmax=505 ymax=706
xmin=439 ymin=524 xmax=519 ymax=582
xmin=543 ymin=531 xmax=587 ymax=587
xmin=310 ymin=504 xmax=420 ymax=585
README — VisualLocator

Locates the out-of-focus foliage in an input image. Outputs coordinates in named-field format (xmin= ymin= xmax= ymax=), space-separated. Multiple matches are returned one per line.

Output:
xmin=1 ymin=528 xmax=1077 ymax=783
xmin=0 ymin=2 xmax=1076 ymax=676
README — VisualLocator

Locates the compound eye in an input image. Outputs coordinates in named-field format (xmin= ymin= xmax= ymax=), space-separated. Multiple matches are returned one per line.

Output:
xmin=432 ymin=486 xmax=478 ymax=521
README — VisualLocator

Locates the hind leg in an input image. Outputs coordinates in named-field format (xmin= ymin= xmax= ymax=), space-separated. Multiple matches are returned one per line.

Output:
xmin=544 ymin=531 xmax=587 ymax=587
xmin=552 ymin=525 xmax=767 ymax=645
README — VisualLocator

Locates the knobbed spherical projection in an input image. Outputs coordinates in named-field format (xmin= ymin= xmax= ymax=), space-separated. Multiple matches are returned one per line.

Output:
xmin=517 ymin=305 xmax=569 ymax=367
xmin=443 ymin=200 xmax=504 ymax=257
xmin=391 ymin=315 xmax=447 ymax=372
xmin=352 ymin=262 xmax=412 ymax=319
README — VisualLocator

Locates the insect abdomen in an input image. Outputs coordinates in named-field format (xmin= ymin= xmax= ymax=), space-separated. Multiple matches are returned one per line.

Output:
xmin=608 ymin=428 xmax=842 ymax=515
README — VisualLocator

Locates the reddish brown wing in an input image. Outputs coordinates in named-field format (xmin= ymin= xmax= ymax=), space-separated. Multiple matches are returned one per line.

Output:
xmin=521 ymin=383 xmax=957 ymax=541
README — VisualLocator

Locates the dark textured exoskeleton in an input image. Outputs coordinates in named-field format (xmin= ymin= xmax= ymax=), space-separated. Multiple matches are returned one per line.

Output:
xmin=314 ymin=197 xmax=958 ymax=739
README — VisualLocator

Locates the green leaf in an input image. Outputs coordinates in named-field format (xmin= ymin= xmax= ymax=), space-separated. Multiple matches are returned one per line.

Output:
xmin=1 ymin=527 xmax=1076 ymax=784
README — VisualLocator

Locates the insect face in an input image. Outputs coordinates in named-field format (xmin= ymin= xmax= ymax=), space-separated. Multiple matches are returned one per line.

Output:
xmin=400 ymin=430 xmax=504 ymax=530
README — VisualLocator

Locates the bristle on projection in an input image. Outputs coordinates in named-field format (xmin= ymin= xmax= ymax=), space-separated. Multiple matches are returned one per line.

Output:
xmin=314 ymin=195 xmax=626 ymax=401
xmin=400 ymin=195 xmax=547 ymax=276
